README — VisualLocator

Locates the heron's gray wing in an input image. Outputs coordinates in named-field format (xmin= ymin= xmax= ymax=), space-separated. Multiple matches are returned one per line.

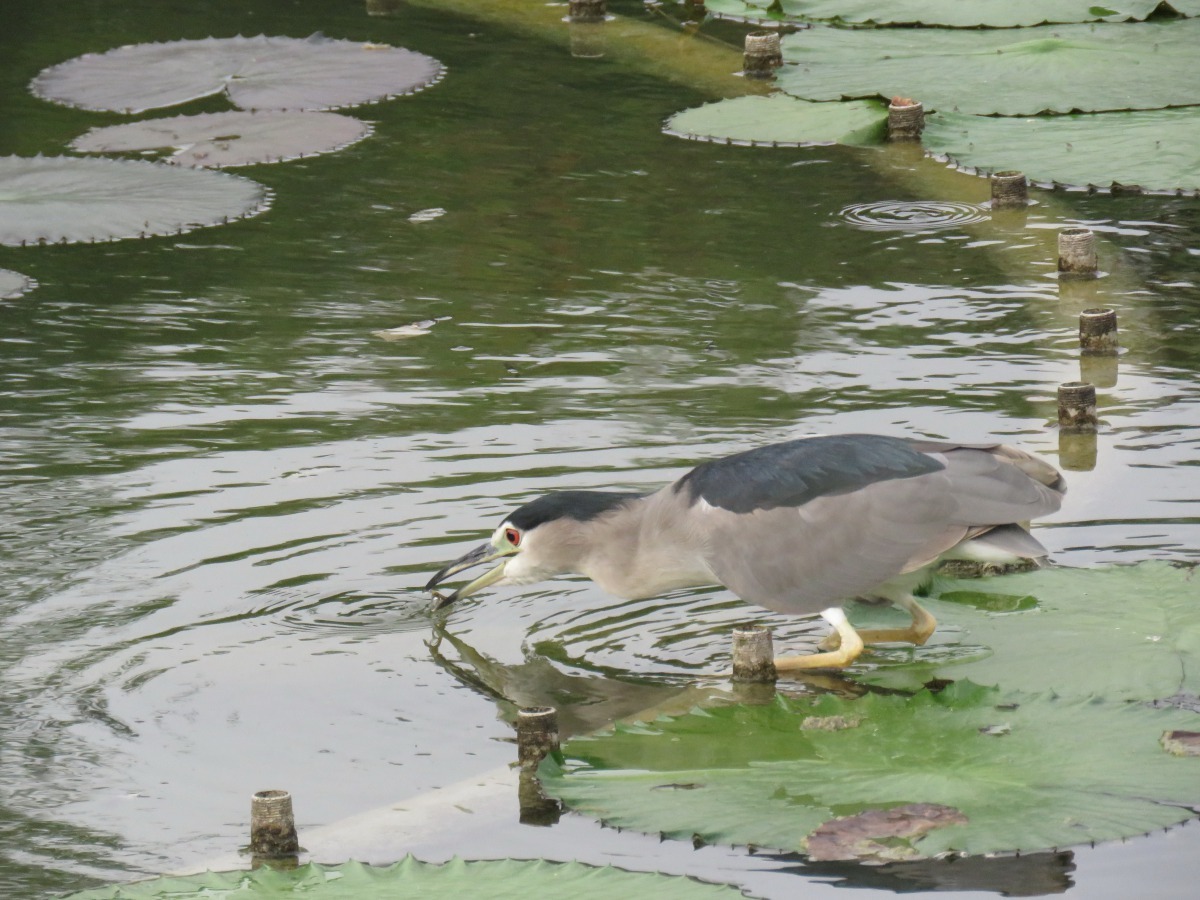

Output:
xmin=672 ymin=434 xmax=943 ymax=514
xmin=930 ymin=443 xmax=1066 ymax=524
xmin=694 ymin=470 xmax=964 ymax=614
xmin=687 ymin=442 xmax=1065 ymax=615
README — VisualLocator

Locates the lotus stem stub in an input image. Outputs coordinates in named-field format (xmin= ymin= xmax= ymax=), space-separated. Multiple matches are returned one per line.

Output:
xmin=743 ymin=31 xmax=782 ymax=79
xmin=991 ymin=170 xmax=1028 ymax=209
xmin=1058 ymin=227 xmax=1098 ymax=278
xmin=1079 ymin=307 xmax=1118 ymax=356
xmin=1058 ymin=381 xmax=1098 ymax=433
xmin=732 ymin=624 xmax=777 ymax=683
xmin=249 ymin=789 xmax=299 ymax=859
xmin=887 ymin=98 xmax=924 ymax=142
xmin=568 ymin=0 xmax=606 ymax=22
xmin=517 ymin=706 xmax=560 ymax=769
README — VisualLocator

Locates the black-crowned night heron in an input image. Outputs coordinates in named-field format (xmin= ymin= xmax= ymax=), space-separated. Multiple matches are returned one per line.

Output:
xmin=426 ymin=434 xmax=1065 ymax=670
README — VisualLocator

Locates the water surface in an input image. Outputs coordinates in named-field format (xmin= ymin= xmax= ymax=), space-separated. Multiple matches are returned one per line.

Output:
xmin=2 ymin=0 xmax=1199 ymax=896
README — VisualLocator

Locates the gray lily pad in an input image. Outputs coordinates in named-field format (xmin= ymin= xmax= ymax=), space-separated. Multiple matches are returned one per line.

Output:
xmin=31 ymin=34 xmax=444 ymax=114
xmin=665 ymin=94 xmax=886 ymax=146
xmin=0 ymin=156 xmax=269 ymax=246
xmin=779 ymin=18 xmax=1200 ymax=115
xmin=0 ymin=267 xmax=37 ymax=298
xmin=541 ymin=681 xmax=1200 ymax=858
xmin=70 ymin=110 xmax=372 ymax=168
xmin=702 ymin=0 xmax=1200 ymax=27
xmin=64 ymin=857 xmax=746 ymax=899
xmin=924 ymin=108 xmax=1200 ymax=193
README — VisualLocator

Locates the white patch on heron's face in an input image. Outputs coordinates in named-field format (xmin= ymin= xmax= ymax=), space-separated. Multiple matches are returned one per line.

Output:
xmin=491 ymin=519 xmax=576 ymax=587
xmin=497 ymin=551 xmax=550 ymax=586
xmin=490 ymin=523 xmax=512 ymax=549
xmin=697 ymin=497 xmax=717 ymax=513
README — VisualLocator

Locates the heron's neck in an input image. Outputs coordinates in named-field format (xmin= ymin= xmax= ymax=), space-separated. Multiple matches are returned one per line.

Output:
xmin=577 ymin=489 xmax=715 ymax=599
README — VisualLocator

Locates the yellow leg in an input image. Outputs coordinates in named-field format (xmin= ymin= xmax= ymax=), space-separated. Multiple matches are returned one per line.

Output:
xmin=775 ymin=608 xmax=865 ymax=671
xmin=818 ymin=595 xmax=937 ymax=651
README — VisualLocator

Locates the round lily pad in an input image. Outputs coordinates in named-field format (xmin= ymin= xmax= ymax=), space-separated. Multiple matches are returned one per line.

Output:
xmin=665 ymin=94 xmax=886 ymax=146
xmin=0 ymin=268 xmax=37 ymax=298
xmin=0 ymin=156 xmax=269 ymax=246
xmin=924 ymin=108 xmax=1200 ymax=193
xmin=779 ymin=18 xmax=1200 ymax=115
xmin=31 ymin=34 xmax=445 ymax=114
xmin=541 ymin=681 xmax=1200 ymax=858
xmin=702 ymin=0 xmax=1200 ymax=27
xmin=540 ymin=563 xmax=1200 ymax=858
xmin=895 ymin=563 xmax=1200 ymax=700
xmin=70 ymin=110 xmax=373 ymax=168
xmin=64 ymin=857 xmax=745 ymax=899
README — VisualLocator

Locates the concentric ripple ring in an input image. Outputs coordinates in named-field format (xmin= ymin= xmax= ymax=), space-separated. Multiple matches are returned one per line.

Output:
xmin=839 ymin=200 xmax=989 ymax=231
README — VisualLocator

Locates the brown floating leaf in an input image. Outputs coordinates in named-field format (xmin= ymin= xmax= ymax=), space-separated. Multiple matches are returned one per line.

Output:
xmin=31 ymin=34 xmax=445 ymax=114
xmin=805 ymin=803 xmax=969 ymax=862
xmin=71 ymin=110 xmax=372 ymax=168
xmin=0 ymin=156 xmax=269 ymax=246
xmin=1161 ymin=731 xmax=1200 ymax=757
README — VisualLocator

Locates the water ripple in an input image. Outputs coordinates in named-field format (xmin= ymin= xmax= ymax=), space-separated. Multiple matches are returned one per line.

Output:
xmin=839 ymin=200 xmax=990 ymax=231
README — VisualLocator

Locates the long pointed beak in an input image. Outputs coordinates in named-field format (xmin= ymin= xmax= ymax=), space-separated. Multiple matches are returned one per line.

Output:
xmin=425 ymin=542 xmax=513 ymax=610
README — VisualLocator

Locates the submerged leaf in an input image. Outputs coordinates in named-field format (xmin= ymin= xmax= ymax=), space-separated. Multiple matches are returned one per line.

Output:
xmin=64 ymin=857 xmax=746 ymax=899
xmin=924 ymin=108 xmax=1200 ymax=193
xmin=779 ymin=19 xmax=1200 ymax=115
xmin=0 ymin=156 xmax=269 ymax=245
xmin=70 ymin=110 xmax=372 ymax=168
xmin=0 ymin=267 xmax=37 ymax=298
xmin=665 ymin=94 xmax=886 ymax=147
xmin=702 ymin=0 xmax=1199 ymax=27
xmin=31 ymin=34 xmax=445 ymax=114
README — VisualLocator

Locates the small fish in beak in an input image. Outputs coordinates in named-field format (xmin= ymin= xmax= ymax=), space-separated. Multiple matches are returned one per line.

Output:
xmin=425 ymin=540 xmax=514 ymax=609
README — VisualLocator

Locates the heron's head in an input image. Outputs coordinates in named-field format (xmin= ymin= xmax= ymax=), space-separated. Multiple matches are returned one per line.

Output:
xmin=425 ymin=490 xmax=643 ymax=610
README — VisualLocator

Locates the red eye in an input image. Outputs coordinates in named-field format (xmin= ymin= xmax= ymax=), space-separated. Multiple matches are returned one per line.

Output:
xmin=504 ymin=528 xmax=521 ymax=547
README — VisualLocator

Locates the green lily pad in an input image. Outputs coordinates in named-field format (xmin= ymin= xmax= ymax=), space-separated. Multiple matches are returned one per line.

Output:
xmin=64 ymin=858 xmax=745 ymax=899
xmin=665 ymin=94 xmax=886 ymax=146
xmin=924 ymin=108 xmax=1200 ymax=193
xmin=541 ymin=681 xmax=1200 ymax=858
xmin=0 ymin=267 xmax=36 ymax=298
xmin=702 ymin=0 xmax=1200 ymax=27
xmin=779 ymin=19 xmax=1200 ymax=115
xmin=0 ymin=156 xmax=269 ymax=245
xmin=31 ymin=34 xmax=444 ymax=114
xmin=699 ymin=0 xmax=791 ymax=24
xmin=879 ymin=563 xmax=1200 ymax=701
xmin=540 ymin=563 xmax=1200 ymax=857
xmin=70 ymin=110 xmax=373 ymax=168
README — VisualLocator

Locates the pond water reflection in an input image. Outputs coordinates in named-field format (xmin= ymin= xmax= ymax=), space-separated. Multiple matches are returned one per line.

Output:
xmin=1 ymin=0 xmax=1198 ymax=896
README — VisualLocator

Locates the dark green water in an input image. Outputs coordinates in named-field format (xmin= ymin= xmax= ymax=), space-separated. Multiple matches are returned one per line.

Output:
xmin=2 ymin=1 xmax=1199 ymax=896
